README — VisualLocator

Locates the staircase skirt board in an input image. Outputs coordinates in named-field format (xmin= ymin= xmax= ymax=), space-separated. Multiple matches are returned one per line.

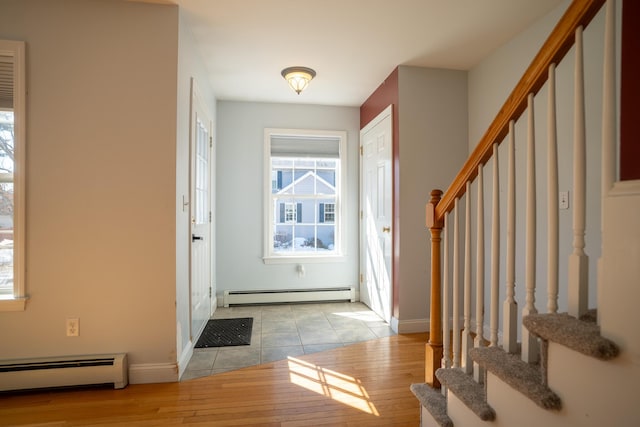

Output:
xmin=469 ymin=346 xmax=561 ymax=410
xmin=523 ymin=313 xmax=619 ymax=360
xmin=435 ymin=368 xmax=496 ymax=421
xmin=410 ymin=383 xmax=453 ymax=427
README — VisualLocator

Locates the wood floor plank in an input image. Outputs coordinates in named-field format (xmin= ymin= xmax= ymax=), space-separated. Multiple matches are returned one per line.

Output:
xmin=0 ymin=333 xmax=426 ymax=426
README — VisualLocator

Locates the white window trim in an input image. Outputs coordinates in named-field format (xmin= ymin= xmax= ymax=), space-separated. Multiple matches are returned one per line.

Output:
xmin=263 ymin=128 xmax=347 ymax=264
xmin=0 ymin=40 xmax=26 ymax=311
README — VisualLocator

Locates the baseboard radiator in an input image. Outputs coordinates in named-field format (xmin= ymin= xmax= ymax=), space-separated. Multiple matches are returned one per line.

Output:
xmin=223 ymin=287 xmax=355 ymax=307
xmin=0 ymin=353 xmax=128 ymax=392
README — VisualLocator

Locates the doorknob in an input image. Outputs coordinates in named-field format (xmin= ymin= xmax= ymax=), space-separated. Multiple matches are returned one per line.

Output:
xmin=382 ymin=226 xmax=391 ymax=233
xmin=192 ymin=234 xmax=203 ymax=242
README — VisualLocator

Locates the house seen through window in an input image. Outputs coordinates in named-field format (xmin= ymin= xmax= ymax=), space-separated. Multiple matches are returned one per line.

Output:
xmin=264 ymin=129 xmax=346 ymax=261
xmin=0 ymin=39 xmax=26 ymax=311
xmin=0 ymin=111 xmax=14 ymax=297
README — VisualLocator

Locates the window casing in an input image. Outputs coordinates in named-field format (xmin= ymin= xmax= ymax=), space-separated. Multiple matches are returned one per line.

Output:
xmin=264 ymin=129 xmax=347 ymax=263
xmin=0 ymin=40 xmax=26 ymax=311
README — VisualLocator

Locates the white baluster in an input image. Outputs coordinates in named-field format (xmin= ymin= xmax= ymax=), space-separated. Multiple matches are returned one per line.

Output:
xmin=569 ymin=26 xmax=589 ymax=318
xmin=452 ymin=198 xmax=461 ymax=368
xmin=442 ymin=212 xmax=451 ymax=372
xmin=462 ymin=184 xmax=473 ymax=374
xmin=522 ymin=93 xmax=539 ymax=364
xmin=548 ymin=63 xmax=559 ymax=314
xmin=503 ymin=120 xmax=518 ymax=354
xmin=474 ymin=164 xmax=485 ymax=382
xmin=490 ymin=144 xmax=500 ymax=346
xmin=598 ymin=0 xmax=617 ymax=327
xmin=602 ymin=0 xmax=616 ymax=198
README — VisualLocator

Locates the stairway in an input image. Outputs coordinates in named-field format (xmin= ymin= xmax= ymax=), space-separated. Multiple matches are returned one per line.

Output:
xmin=411 ymin=311 xmax=619 ymax=427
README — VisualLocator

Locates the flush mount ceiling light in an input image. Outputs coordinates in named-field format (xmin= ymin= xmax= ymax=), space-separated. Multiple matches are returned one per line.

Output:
xmin=281 ymin=66 xmax=316 ymax=95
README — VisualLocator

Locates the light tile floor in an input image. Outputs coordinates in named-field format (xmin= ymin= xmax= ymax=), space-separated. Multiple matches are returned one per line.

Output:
xmin=181 ymin=302 xmax=396 ymax=380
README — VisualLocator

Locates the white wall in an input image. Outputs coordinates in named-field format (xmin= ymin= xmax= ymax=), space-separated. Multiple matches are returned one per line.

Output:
xmin=0 ymin=0 xmax=180 ymax=382
xmin=468 ymin=0 xmax=571 ymax=149
xmin=175 ymin=8 xmax=217 ymax=374
xmin=215 ymin=101 xmax=359 ymax=297
xmin=395 ymin=66 xmax=468 ymax=330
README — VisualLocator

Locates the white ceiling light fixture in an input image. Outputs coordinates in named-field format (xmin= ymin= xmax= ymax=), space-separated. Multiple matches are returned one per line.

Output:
xmin=281 ymin=66 xmax=316 ymax=95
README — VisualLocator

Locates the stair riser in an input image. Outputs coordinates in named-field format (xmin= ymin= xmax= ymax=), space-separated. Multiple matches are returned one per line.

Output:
xmin=486 ymin=371 xmax=567 ymax=427
xmin=547 ymin=342 xmax=639 ymax=427
xmin=447 ymin=392 xmax=490 ymax=427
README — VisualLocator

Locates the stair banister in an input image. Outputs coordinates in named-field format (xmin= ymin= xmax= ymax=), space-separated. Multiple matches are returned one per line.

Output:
xmin=425 ymin=189 xmax=443 ymax=388
xmin=424 ymin=0 xmax=606 ymax=385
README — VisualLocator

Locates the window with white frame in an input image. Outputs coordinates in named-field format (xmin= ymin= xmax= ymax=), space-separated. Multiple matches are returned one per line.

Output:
xmin=284 ymin=202 xmax=298 ymax=223
xmin=321 ymin=202 xmax=335 ymax=223
xmin=264 ymin=129 xmax=347 ymax=262
xmin=0 ymin=40 xmax=26 ymax=311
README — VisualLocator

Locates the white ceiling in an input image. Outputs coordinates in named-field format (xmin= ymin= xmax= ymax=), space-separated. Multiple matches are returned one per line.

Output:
xmin=169 ymin=0 xmax=563 ymax=107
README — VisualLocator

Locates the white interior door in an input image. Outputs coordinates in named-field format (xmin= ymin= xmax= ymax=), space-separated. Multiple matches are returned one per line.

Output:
xmin=190 ymin=80 xmax=212 ymax=341
xmin=360 ymin=105 xmax=393 ymax=323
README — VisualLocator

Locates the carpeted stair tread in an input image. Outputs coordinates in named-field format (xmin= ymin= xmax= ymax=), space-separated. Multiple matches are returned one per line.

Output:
xmin=410 ymin=383 xmax=453 ymax=427
xmin=523 ymin=313 xmax=619 ymax=360
xmin=435 ymin=368 xmax=495 ymax=421
xmin=469 ymin=346 xmax=561 ymax=410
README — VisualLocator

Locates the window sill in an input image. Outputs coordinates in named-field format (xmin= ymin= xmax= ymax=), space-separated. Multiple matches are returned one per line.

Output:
xmin=263 ymin=255 xmax=346 ymax=265
xmin=0 ymin=296 xmax=28 ymax=311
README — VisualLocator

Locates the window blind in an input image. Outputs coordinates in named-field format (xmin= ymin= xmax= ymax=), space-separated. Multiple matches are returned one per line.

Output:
xmin=0 ymin=55 xmax=13 ymax=109
xmin=271 ymin=136 xmax=340 ymax=158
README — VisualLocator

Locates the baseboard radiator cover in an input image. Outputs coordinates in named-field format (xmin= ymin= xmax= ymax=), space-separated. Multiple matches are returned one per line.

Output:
xmin=223 ymin=287 xmax=355 ymax=307
xmin=0 ymin=353 xmax=128 ymax=391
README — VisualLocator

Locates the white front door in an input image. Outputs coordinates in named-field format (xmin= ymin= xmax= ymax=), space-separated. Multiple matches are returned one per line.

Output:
xmin=360 ymin=105 xmax=393 ymax=323
xmin=190 ymin=81 xmax=212 ymax=341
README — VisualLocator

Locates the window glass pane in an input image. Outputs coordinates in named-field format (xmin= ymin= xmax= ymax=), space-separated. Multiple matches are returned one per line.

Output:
xmin=293 ymin=169 xmax=314 ymax=194
xmin=274 ymin=224 xmax=293 ymax=250
xmin=194 ymin=118 xmax=209 ymax=224
xmin=293 ymin=225 xmax=316 ymax=251
xmin=270 ymin=156 xmax=338 ymax=254
xmin=317 ymin=225 xmax=335 ymax=250
xmin=0 ymin=111 xmax=13 ymax=296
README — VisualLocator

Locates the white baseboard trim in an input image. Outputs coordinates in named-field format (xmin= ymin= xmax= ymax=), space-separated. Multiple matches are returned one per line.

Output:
xmin=390 ymin=317 xmax=399 ymax=333
xmin=177 ymin=343 xmax=194 ymax=380
xmin=392 ymin=317 xmax=429 ymax=334
xmin=129 ymin=363 xmax=178 ymax=384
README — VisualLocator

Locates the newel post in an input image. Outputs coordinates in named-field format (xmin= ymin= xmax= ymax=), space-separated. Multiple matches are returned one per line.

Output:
xmin=425 ymin=189 xmax=444 ymax=387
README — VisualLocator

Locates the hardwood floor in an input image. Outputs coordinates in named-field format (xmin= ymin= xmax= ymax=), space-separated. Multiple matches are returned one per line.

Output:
xmin=0 ymin=333 xmax=427 ymax=426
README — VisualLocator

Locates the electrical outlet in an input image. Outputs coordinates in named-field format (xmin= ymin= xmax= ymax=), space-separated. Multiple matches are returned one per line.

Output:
xmin=559 ymin=191 xmax=569 ymax=210
xmin=66 ymin=318 xmax=79 ymax=337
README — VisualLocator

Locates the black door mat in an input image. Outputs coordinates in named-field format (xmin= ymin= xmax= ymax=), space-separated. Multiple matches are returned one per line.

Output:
xmin=195 ymin=318 xmax=253 ymax=348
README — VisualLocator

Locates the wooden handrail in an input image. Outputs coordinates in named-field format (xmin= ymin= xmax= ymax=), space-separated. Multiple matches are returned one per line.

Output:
xmin=434 ymin=0 xmax=605 ymax=221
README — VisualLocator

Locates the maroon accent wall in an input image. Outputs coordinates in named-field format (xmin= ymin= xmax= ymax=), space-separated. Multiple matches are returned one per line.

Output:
xmin=360 ymin=68 xmax=401 ymax=318
xmin=621 ymin=0 xmax=640 ymax=180
xmin=360 ymin=68 xmax=399 ymax=130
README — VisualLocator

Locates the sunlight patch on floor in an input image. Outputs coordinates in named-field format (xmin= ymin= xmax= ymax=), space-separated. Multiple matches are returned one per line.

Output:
xmin=333 ymin=310 xmax=383 ymax=322
xmin=287 ymin=357 xmax=379 ymax=416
